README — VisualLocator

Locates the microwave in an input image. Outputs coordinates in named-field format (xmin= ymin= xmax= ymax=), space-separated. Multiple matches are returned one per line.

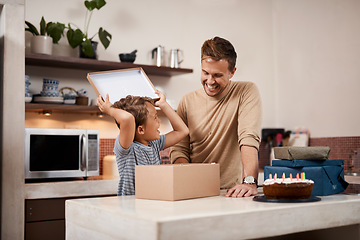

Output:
xmin=25 ymin=128 xmax=99 ymax=179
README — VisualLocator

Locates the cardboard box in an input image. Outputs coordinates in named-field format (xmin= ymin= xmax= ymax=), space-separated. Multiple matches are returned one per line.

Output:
xmin=264 ymin=159 xmax=348 ymax=196
xmin=135 ymin=163 xmax=220 ymax=201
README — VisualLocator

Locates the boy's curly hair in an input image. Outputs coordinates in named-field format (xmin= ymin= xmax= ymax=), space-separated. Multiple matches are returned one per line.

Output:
xmin=112 ymin=95 xmax=155 ymax=129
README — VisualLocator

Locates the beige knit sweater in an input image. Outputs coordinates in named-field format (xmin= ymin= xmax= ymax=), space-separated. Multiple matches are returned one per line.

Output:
xmin=170 ymin=81 xmax=262 ymax=188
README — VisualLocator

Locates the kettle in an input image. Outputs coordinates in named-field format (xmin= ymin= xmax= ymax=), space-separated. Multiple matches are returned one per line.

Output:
xmin=151 ymin=45 xmax=164 ymax=67
xmin=170 ymin=49 xmax=184 ymax=68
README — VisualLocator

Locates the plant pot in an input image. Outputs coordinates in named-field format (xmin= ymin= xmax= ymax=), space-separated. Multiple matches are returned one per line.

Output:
xmin=31 ymin=36 xmax=53 ymax=55
xmin=79 ymin=41 xmax=98 ymax=59
xmin=53 ymin=43 xmax=79 ymax=58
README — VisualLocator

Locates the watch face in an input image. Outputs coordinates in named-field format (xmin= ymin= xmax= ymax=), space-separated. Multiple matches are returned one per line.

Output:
xmin=245 ymin=176 xmax=255 ymax=184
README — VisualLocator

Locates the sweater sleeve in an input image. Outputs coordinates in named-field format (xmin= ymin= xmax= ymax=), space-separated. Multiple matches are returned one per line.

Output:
xmin=237 ymin=82 xmax=262 ymax=150
xmin=170 ymin=96 xmax=191 ymax=163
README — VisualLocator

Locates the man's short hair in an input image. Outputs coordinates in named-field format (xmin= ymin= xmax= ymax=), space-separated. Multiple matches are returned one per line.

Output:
xmin=201 ymin=36 xmax=237 ymax=72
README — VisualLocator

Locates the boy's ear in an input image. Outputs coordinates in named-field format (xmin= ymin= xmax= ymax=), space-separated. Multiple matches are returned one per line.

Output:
xmin=136 ymin=125 xmax=145 ymax=135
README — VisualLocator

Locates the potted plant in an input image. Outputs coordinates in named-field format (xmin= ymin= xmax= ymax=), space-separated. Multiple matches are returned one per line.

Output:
xmin=66 ymin=0 xmax=112 ymax=59
xmin=25 ymin=16 xmax=65 ymax=55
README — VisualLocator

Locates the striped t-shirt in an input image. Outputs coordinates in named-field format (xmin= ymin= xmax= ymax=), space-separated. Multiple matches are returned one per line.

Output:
xmin=114 ymin=135 xmax=165 ymax=196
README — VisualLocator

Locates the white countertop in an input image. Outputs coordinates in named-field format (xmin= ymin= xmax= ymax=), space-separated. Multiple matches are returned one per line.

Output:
xmin=23 ymin=172 xmax=359 ymax=199
xmin=66 ymin=191 xmax=360 ymax=240
xmin=24 ymin=177 xmax=119 ymax=199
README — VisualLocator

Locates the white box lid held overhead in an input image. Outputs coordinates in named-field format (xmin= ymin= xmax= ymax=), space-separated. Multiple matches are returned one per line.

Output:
xmin=87 ymin=67 xmax=158 ymax=104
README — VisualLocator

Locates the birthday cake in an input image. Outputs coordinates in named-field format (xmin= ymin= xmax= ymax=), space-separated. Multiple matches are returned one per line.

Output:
xmin=263 ymin=173 xmax=314 ymax=199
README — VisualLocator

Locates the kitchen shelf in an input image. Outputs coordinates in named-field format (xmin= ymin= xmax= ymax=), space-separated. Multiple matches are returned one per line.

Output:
xmin=25 ymin=103 xmax=165 ymax=115
xmin=25 ymin=103 xmax=100 ymax=114
xmin=25 ymin=53 xmax=193 ymax=76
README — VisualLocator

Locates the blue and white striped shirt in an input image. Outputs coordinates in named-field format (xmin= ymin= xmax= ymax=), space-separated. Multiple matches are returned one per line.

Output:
xmin=114 ymin=135 xmax=165 ymax=196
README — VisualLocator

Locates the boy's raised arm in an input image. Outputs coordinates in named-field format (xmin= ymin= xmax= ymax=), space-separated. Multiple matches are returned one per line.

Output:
xmin=154 ymin=91 xmax=189 ymax=149
xmin=97 ymin=94 xmax=135 ymax=149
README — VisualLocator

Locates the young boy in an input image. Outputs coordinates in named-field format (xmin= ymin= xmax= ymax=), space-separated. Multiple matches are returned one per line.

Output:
xmin=97 ymin=90 xmax=189 ymax=195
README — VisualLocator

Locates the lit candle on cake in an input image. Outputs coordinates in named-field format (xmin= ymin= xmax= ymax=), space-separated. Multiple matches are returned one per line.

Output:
xmin=290 ymin=173 xmax=293 ymax=181
xmin=274 ymin=173 xmax=277 ymax=180
xmin=282 ymin=173 xmax=285 ymax=181
xmin=301 ymin=172 xmax=305 ymax=180
xmin=296 ymin=173 xmax=299 ymax=181
xmin=269 ymin=173 xmax=272 ymax=179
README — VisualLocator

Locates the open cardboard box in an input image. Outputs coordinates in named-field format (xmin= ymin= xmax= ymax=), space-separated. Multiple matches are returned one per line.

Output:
xmin=135 ymin=163 xmax=220 ymax=201
xmin=87 ymin=68 xmax=159 ymax=104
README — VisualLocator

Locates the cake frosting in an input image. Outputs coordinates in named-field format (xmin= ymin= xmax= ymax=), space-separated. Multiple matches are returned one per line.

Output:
xmin=263 ymin=177 xmax=314 ymax=199
xmin=263 ymin=178 xmax=314 ymax=185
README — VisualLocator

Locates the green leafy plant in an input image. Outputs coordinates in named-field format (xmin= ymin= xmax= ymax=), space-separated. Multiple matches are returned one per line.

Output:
xmin=25 ymin=16 xmax=65 ymax=44
xmin=66 ymin=0 xmax=112 ymax=57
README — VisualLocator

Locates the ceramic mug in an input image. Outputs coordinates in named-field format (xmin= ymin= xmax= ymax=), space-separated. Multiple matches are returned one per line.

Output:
xmin=41 ymin=78 xmax=60 ymax=97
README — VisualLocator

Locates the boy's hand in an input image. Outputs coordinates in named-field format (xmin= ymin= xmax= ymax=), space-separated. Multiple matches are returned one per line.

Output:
xmin=97 ymin=94 xmax=112 ymax=115
xmin=154 ymin=90 xmax=167 ymax=108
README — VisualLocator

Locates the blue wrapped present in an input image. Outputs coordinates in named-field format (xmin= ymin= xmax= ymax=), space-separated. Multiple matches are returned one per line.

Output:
xmin=264 ymin=159 xmax=348 ymax=196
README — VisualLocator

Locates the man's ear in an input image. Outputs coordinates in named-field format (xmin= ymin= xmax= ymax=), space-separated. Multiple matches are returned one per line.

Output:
xmin=136 ymin=125 xmax=145 ymax=135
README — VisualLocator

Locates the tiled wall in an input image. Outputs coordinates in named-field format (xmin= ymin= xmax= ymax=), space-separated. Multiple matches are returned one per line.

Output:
xmin=102 ymin=136 xmax=360 ymax=171
xmin=100 ymin=136 xmax=360 ymax=193
xmin=99 ymin=139 xmax=170 ymax=174
xmin=259 ymin=136 xmax=360 ymax=171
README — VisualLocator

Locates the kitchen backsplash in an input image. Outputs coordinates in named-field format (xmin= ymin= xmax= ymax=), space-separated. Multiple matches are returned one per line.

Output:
xmin=100 ymin=136 xmax=360 ymax=193
xmin=99 ymin=139 xmax=170 ymax=175
xmin=258 ymin=136 xmax=360 ymax=171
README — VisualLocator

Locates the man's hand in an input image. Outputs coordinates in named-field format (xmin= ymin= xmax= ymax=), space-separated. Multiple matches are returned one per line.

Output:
xmin=225 ymin=184 xmax=258 ymax=198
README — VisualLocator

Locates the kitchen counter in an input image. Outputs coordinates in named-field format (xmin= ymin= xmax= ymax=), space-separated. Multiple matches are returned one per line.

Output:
xmin=23 ymin=173 xmax=359 ymax=200
xmin=66 ymin=191 xmax=360 ymax=240
xmin=24 ymin=177 xmax=119 ymax=199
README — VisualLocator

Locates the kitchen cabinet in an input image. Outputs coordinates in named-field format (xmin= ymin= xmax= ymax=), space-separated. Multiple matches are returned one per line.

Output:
xmin=25 ymin=53 xmax=193 ymax=114
xmin=25 ymin=195 xmax=115 ymax=240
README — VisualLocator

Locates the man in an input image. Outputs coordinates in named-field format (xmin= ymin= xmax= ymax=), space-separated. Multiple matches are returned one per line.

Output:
xmin=170 ymin=36 xmax=262 ymax=198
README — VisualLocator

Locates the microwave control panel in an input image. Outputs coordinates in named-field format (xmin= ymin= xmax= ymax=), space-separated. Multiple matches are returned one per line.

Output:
xmin=87 ymin=134 xmax=99 ymax=171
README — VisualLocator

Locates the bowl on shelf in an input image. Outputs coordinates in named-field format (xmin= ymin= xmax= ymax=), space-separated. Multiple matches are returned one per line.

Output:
xmin=119 ymin=50 xmax=137 ymax=63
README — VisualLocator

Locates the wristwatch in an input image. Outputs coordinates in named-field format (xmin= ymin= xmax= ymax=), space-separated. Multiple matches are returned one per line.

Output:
xmin=243 ymin=176 xmax=258 ymax=186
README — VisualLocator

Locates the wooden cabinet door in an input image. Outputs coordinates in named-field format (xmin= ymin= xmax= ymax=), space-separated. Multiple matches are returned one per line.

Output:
xmin=25 ymin=220 xmax=65 ymax=240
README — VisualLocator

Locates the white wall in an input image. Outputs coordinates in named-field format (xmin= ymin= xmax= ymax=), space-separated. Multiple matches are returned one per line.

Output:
xmin=25 ymin=0 xmax=360 ymax=138
xmin=273 ymin=0 xmax=360 ymax=137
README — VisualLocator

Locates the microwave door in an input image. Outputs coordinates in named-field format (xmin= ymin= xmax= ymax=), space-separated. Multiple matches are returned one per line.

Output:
xmin=26 ymin=133 xmax=86 ymax=179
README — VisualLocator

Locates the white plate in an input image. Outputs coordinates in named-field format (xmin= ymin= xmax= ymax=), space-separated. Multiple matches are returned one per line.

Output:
xmin=33 ymin=96 xmax=64 ymax=104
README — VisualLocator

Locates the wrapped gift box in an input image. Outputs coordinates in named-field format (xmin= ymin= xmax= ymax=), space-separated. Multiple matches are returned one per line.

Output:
xmin=264 ymin=159 xmax=348 ymax=196
xmin=273 ymin=146 xmax=330 ymax=160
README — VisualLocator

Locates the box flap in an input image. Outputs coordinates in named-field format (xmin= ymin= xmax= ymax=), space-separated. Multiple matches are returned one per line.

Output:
xmin=272 ymin=159 xmax=344 ymax=167
xmin=323 ymin=166 xmax=349 ymax=191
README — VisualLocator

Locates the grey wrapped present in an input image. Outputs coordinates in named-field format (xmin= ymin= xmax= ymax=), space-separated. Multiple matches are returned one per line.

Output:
xmin=273 ymin=146 xmax=330 ymax=160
